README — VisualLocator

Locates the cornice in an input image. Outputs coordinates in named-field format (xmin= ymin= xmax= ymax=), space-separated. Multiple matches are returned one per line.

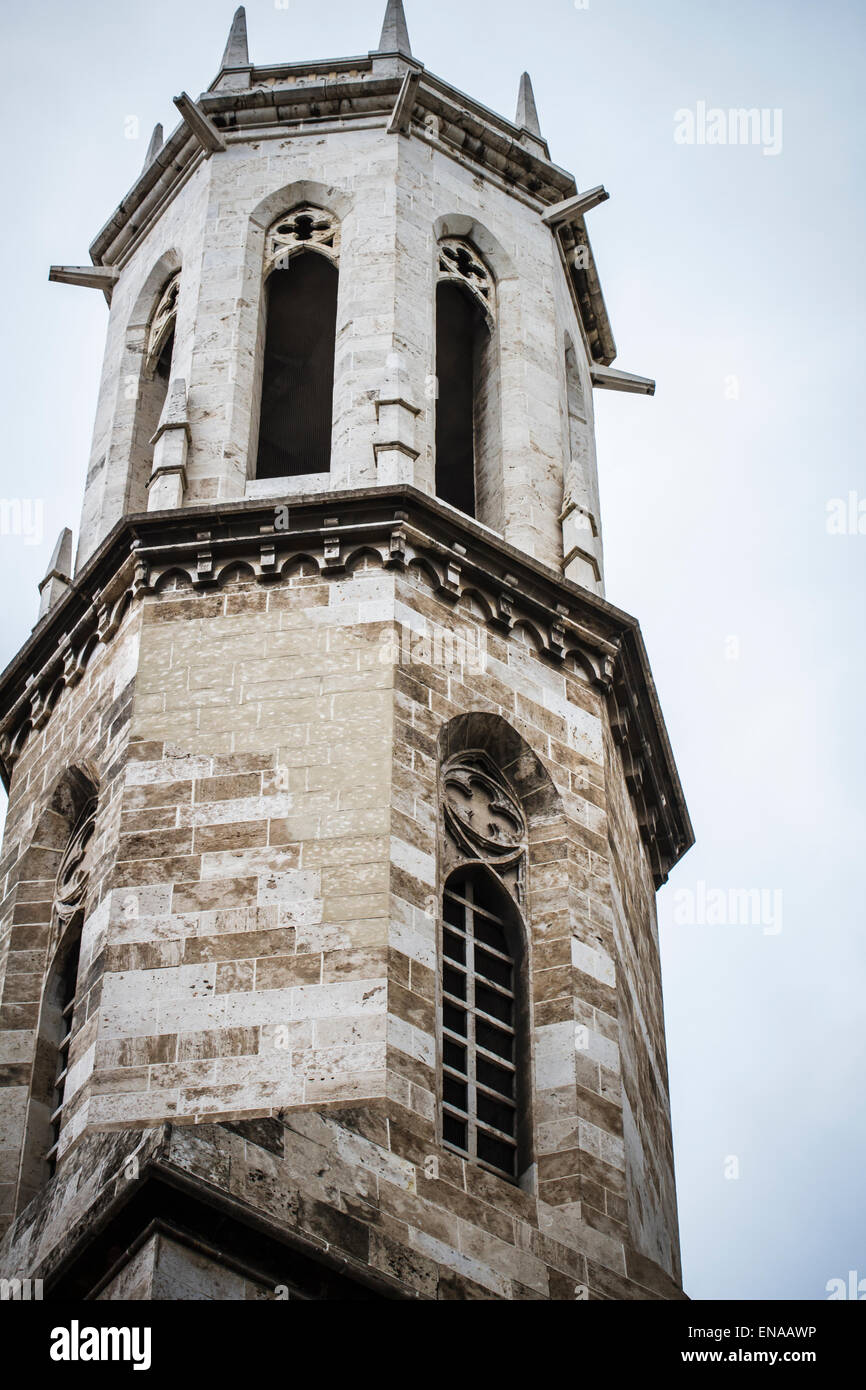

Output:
xmin=0 ymin=488 xmax=693 ymax=886
xmin=86 ymin=61 xmax=613 ymax=364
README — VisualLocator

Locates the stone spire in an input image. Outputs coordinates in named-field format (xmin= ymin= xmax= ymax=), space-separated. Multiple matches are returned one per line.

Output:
xmin=37 ymin=527 xmax=73 ymax=621
xmin=142 ymin=123 xmax=163 ymax=171
xmin=377 ymin=0 xmax=412 ymax=57
xmin=514 ymin=72 xmax=542 ymax=137
xmin=516 ymin=72 xmax=542 ymax=136
xmin=220 ymin=6 xmax=249 ymax=68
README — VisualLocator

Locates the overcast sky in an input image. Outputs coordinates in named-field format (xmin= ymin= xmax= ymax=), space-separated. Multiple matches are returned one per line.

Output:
xmin=0 ymin=0 xmax=863 ymax=1301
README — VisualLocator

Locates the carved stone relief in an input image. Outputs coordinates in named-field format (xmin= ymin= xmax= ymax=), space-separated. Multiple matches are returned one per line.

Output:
xmin=146 ymin=272 xmax=180 ymax=370
xmin=441 ymin=750 xmax=526 ymax=901
xmin=438 ymin=238 xmax=495 ymax=324
xmin=266 ymin=206 xmax=341 ymax=273
xmin=50 ymin=798 xmax=97 ymax=953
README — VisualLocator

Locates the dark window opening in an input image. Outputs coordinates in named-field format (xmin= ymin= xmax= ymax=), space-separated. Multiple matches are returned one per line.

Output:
xmin=435 ymin=280 xmax=490 ymax=518
xmin=440 ymin=870 xmax=526 ymax=1183
xmin=155 ymin=325 xmax=175 ymax=383
xmin=45 ymin=924 xmax=83 ymax=1178
xmin=256 ymin=254 xmax=338 ymax=479
xmin=130 ymin=325 xmax=174 ymax=505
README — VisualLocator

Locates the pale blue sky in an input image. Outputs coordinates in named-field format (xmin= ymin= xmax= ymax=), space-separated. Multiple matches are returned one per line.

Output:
xmin=0 ymin=0 xmax=863 ymax=1300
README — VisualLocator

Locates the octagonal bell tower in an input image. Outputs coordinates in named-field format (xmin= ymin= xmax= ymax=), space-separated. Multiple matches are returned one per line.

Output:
xmin=0 ymin=2 xmax=693 ymax=1301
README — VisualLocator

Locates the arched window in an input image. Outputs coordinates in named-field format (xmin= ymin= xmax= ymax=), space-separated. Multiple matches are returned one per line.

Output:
xmin=440 ymin=868 xmax=528 ymax=1181
xmin=563 ymin=335 xmax=594 ymax=520
xmin=435 ymin=239 xmax=498 ymax=522
xmin=43 ymin=920 xmax=84 ymax=1177
xmin=38 ymin=792 xmax=97 ymax=1180
xmin=438 ymin=747 xmax=530 ymax=1183
xmin=132 ymin=272 xmax=180 ymax=485
xmin=561 ymin=334 xmax=602 ymax=587
xmin=255 ymin=207 xmax=340 ymax=479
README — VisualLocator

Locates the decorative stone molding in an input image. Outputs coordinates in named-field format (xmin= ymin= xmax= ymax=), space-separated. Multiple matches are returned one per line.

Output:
xmin=146 ymin=273 xmax=180 ymax=370
xmin=443 ymin=752 xmax=526 ymax=866
xmin=438 ymin=238 xmax=495 ymax=324
xmin=0 ymin=488 xmax=692 ymax=885
xmin=83 ymin=58 xmax=615 ymax=363
xmin=265 ymin=207 xmax=340 ymax=273
xmin=50 ymin=798 xmax=97 ymax=949
xmin=442 ymin=750 xmax=527 ymax=901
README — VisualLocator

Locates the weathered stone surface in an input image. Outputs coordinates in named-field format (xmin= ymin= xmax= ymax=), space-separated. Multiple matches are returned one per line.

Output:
xmin=0 ymin=9 xmax=691 ymax=1301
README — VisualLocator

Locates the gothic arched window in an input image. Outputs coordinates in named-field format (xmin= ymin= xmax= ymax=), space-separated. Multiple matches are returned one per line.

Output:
xmin=438 ymin=751 xmax=529 ymax=1183
xmin=255 ymin=207 xmax=340 ymax=479
xmin=39 ymin=793 xmax=97 ymax=1179
xmin=435 ymin=239 xmax=498 ymax=522
xmin=43 ymin=922 xmax=84 ymax=1177
xmin=133 ymin=272 xmax=180 ymax=480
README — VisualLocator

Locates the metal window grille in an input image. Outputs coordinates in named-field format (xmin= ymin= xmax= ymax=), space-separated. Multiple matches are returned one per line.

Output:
xmin=440 ymin=872 xmax=522 ymax=1181
xmin=45 ymin=935 xmax=82 ymax=1176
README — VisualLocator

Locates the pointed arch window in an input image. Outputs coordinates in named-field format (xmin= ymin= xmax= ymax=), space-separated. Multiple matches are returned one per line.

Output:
xmin=41 ymin=794 xmax=97 ymax=1178
xmin=127 ymin=270 xmax=180 ymax=510
xmin=144 ymin=271 xmax=180 ymax=426
xmin=435 ymin=239 xmax=498 ymax=522
xmin=563 ymin=334 xmax=594 ymax=519
xmin=255 ymin=207 xmax=340 ymax=479
xmin=147 ymin=271 xmax=180 ymax=381
xmin=438 ymin=750 xmax=529 ymax=1183
xmin=44 ymin=927 xmax=84 ymax=1177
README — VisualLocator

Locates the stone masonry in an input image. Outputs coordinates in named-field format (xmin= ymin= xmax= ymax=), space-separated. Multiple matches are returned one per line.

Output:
xmin=0 ymin=4 xmax=692 ymax=1299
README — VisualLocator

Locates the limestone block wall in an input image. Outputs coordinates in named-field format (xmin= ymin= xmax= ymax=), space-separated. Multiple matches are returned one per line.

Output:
xmin=378 ymin=564 xmax=679 ymax=1278
xmin=0 ymin=604 xmax=141 ymax=1234
xmin=82 ymin=559 xmax=393 ymax=1140
xmin=604 ymin=720 xmax=682 ymax=1282
xmin=0 ymin=541 xmax=679 ymax=1287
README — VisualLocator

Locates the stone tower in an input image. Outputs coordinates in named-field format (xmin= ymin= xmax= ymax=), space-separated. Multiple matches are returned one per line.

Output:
xmin=0 ymin=2 xmax=693 ymax=1300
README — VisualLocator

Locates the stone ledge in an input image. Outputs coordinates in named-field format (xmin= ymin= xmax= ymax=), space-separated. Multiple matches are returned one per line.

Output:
xmin=0 ymin=1121 xmax=687 ymax=1300
xmin=0 ymin=487 xmax=693 ymax=885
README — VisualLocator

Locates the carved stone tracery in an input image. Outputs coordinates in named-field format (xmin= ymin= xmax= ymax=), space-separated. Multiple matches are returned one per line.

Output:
xmin=266 ymin=206 xmax=341 ymax=273
xmin=146 ymin=272 xmax=180 ymax=369
xmin=438 ymin=238 xmax=495 ymax=324
xmin=441 ymin=750 xmax=526 ymax=901
xmin=50 ymin=798 xmax=97 ymax=949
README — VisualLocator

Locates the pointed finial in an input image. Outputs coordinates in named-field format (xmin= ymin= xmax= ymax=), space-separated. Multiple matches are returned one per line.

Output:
xmin=46 ymin=527 xmax=73 ymax=579
xmin=37 ymin=528 xmax=73 ymax=621
xmin=516 ymin=72 xmax=542 ymax=137
xmin=221 ymin=6 xmax=249 ymax=68
xmin=142 ymin=123 xmax=163 ymax=171
xmin=378 ymin=0 xmax=412 ymax=57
